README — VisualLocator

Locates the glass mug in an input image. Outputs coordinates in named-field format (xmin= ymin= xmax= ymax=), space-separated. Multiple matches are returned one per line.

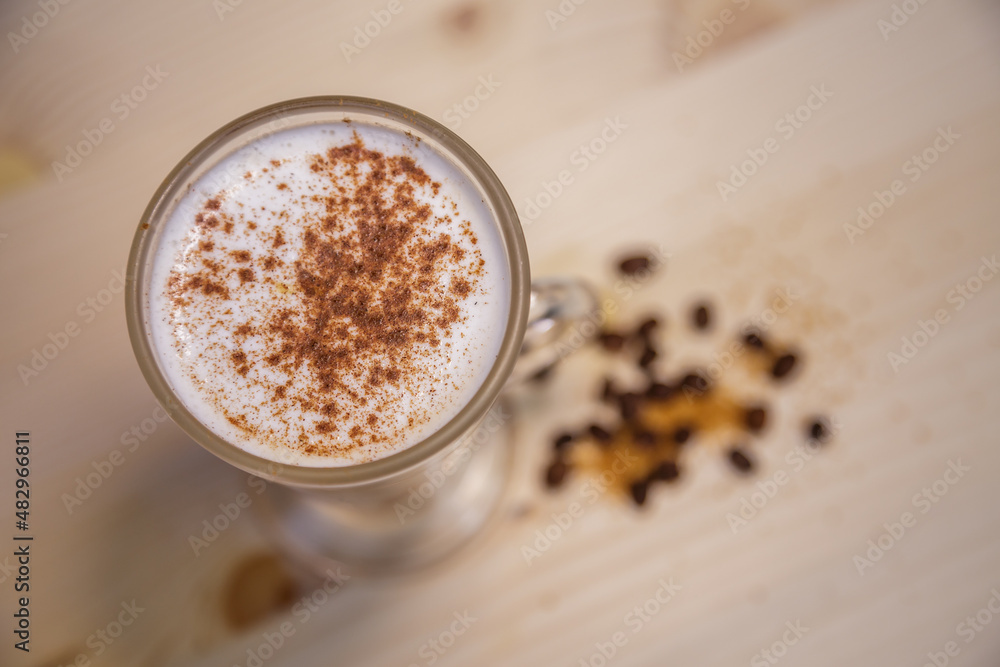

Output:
xmin=125 ymin=97 xmax=595 ymax=574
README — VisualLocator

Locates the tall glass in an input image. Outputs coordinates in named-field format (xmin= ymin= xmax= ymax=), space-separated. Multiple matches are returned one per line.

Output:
xmin=125 ymin=97 xmax=595 ymax=574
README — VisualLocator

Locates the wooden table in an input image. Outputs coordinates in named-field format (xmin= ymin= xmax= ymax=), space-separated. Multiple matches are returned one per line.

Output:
xmin=1 ymin=0 xmax=999 ymax=664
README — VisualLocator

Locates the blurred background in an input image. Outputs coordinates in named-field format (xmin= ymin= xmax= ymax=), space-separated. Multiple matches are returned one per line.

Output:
xmin=1 ymin=0 xmax=999 ymax=665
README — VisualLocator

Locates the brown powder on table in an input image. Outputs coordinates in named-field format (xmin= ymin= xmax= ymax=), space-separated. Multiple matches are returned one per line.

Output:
xmin=542 ymin=259 xmax=832 ymax=507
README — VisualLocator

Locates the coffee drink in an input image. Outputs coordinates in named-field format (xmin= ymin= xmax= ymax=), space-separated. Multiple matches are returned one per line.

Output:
xmin=146 ymin=120 xmax=509 ymax=466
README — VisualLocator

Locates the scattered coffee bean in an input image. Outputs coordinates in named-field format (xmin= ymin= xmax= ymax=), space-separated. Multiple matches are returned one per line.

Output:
xmin=728 ymin=447 xmax=754 ymax=473
xmin=530 ymin=363 xmax=556 ymax=384
xmin=745 ymin=406 xmax=768 ymax=433
xmin=599 ymin=331 xmax=626 ymax=352
xmin=771 ymin=353 xmax=798 ymax=379
xmin=680 ymin=372 xmax=710 ymax=395
xmin=638 ymin=345 xmax=658 ymax=368
xmin=545 ymin=459 xmax=569 ymax=488
xmin=538 ymin=275 xmax=826 ymax=509
xmin=808 ymin=418 xmax=830 ymax=443
xmin=634 ymin=430 xmax=657 ymax=449
xmin=629 ymin=479 xmax=649 ymax=506
xmin=692 ymin=302 xmax=711 ymax=330
xmin=649 ymin=461 xmax=680 ymax=482
xmin=742 ymin=329 xmax=766 ymax=349
xmin=553 ymin=433 xmax=574 ymax=452
xmin=589 ymin=424 xmax=612 ymax=443
xmin=618 ymin=392 xmax=642 ymax=421
xmin=618 ymin=255 xmax=651 ymax=276
xmin=637 ymin=317 xmax=659 ymax=339
xmin=601 ymin=377 xmax=617 ymax=403
xmin=646 ymin=382 xmax=673 ymax=400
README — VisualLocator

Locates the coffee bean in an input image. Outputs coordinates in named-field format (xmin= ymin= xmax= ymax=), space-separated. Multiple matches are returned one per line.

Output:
xmin=672 ymin=426 xmax=692 ymax=444
xmin=600 ymin=377 xmax=617 ymax=403
xmin=680 ymin=372 xmax=709 ymax=394
xmin=589 ymin=424 xmax=612 ymax=443
xmin=771 ymin=353 xmax=797 ymax=379
xmin=745 ymin=406 xmax=767 ymax=433
xmin=618 ymin=255 xmax=651 ymax=276
xmin=599 ymin=331 xmax=626 ymax=352
xmin=618 ymin=392 xmax=642 ymax=421
xmin=637 ymin=317 xmax=659 ymax=339
xmin=629 ymin=479 xmax=649 ymax=506
xmin=646 ymin=382 xmax=673 ymax=400
xmin=649 ymin=460 xmax=679 ymax=482
xmin=692 ymin=303 xmax=711 ymax=330
xmin=728 ymin=447 xmax=754 ymax=473
xmin=529 ymin=363 xmax=556 ymax=383
xmin=553 ymin=433 xmax=574 ymax=452
xmin=742 ymin=330 xmax=766 ymax=349
xmin=808 ymin=418 xmax=830 ymax=443
xmin=545 ymin=459 xmax=569 ymax=488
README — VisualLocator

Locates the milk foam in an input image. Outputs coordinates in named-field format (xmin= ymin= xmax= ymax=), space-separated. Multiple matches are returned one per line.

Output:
xmin=148 ymin=121 xmax=509 ymax=466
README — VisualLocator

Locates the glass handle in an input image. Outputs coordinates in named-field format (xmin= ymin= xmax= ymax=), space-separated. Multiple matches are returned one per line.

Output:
xmin=509 ymin=277 xmax=598 ymax=384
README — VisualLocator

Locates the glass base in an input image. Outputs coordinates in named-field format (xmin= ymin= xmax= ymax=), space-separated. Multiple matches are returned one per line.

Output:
xmin=251 ymin=403 xmax=513 ymax=576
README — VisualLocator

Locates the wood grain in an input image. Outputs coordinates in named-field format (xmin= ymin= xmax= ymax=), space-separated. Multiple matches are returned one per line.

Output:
xmin=1 ymin=0 xmax=998 ymax=665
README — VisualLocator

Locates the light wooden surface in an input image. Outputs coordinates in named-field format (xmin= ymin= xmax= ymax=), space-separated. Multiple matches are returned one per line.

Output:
xmin=2 ymin=0 xmax=999 ymax=665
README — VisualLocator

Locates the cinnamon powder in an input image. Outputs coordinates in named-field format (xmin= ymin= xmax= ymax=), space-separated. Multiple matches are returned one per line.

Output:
xmin=166 ymin=132 xmax=486 ymax=461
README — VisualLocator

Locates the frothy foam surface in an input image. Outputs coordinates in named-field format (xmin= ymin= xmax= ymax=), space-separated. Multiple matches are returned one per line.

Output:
xmin=148 ymin=121 xmax=509 ymax=466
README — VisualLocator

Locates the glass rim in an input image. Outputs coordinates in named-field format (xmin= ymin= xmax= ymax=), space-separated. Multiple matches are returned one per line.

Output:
xmin=125 ymin=95 xmax=530 ymax=487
